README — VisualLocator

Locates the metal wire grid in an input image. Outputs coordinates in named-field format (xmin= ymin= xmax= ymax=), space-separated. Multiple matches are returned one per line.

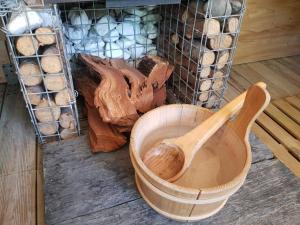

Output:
xmin=0 ymin=0 xmax=45 ymax=16
xmin=0 ymin=0 xmax=19 ymax=16
xmin=0 ymin=5 xmax=80 ymax=143
xmin=58 ymin=0 xmax=162 ymax=68
xmin=158 ymin=0 xmax=247 ymax=108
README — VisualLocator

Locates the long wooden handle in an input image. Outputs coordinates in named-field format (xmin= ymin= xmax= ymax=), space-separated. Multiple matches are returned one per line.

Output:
xmin=231 ymin=84 xmax=271 ymax=140
xmin=174 ymin=82 xmax=267 ymax=162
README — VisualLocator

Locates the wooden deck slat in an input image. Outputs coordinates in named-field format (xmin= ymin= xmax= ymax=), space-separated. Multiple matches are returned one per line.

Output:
xmin=232 ymin=64 xmax=288 ymax=99
xmin=262 ymin=60 xmax=300 ymax=88
xmin=0 ymin=84 xmax=6 ymax=118
xmin=273 ymin=99 xmax=300 ymax=124
xmin=264 ymin=103 xmax=300 ymax=140
xmin=0 ymin=88 xmax=36 ymax=176
xmin=256 ymin=113 xmax=300 ymax=160
xmin=253 ymin=123 xmax=300 ymax=178
xmin=247 ymin=62 xmax=300 ymax=96
xmin=0 ymin=84 xmax=39 ymax=225
xmin=36 ymin=144 xmax=45 ymax=225
xmin=279 ymin=56 xmax=300 ymax=73
xmin=0 ymin=171 xmax=37 ymax=225
xmin=286 ymin=96 xmax=300 ymax=111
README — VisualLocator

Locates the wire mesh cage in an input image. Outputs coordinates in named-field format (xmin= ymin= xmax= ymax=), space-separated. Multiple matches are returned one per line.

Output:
xmin=57 ymin=0 xmax=246 ymax=109
xmin=0 ymin=5 xmax=80 ymax=143
xmin=159 ymin=0 xmax=246 ymax=108
xmin=0 ymin=0 xmax=19 ymax=16
xmin=0 ymin=0 xmax=246 ymax=142
xmin=0 ymin=0 xmax=44 ymax=16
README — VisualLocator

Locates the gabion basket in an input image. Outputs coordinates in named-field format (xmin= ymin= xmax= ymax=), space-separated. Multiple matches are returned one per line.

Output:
xmin=0 ymin=4 xmax=80 ymax=143
xmin=57 ymin=0 xmax=246 ymax=109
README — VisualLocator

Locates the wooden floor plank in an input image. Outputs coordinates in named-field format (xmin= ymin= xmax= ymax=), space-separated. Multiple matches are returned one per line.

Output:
xmin=273 ymin=99 xmax=300 ymax=124
xmin=257 ymin=113 xmax=300 ymax=160
xmin=0 ymin=34 xmax=9 ymax=84
xmin=280 ymin=55 xmax=300 ymax=73
xmin=36 ymin=144 xmax=45 ymax=225
xmin=223 ymin=83 xmax=240 ymax=102
xmin=232 ymin=64 xmax=287 ymax=99
xmin=253 ymin=124 xmax=300 ymax=178
xmin=229 ymin=70 xmax=252 ymax=92
xmin=0 ymin=84 xmax=6 ymax=118
xmin=0 ymin=87 xmax=36 ymax=175
xmin=43 ymin=136 xmax=139 ymax=225
xmin=264 ymin=103 xmax=300 ymax=140
xmin=37 ymin=169 xmax=45 ymax=225
xmin=54 ymin=159 xmax=300 ymax=225
xmin=286 ymin=96 xmax=300 ymax=111
xmin=0 ymin=171 xmax=37 ymax=225
xmin=43 ymin=134 xmax=275 ymax=225
xmin=262 ymin=60 xmax=300 ymax=88
xmin=247 ymin=62 xmax=300 ymax=97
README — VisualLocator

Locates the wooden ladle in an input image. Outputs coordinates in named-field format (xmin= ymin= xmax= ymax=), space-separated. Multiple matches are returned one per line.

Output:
xmin=142 ymin=82 xmax=269 ymax=182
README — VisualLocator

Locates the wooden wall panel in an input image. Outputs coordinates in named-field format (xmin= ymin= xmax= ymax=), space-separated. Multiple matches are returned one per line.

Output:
xmin=234 ymin=0 xmax=300 ymax=64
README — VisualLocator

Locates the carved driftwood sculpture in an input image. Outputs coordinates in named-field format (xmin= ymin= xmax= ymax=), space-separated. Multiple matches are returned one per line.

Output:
xmin=76 ymin=74 xmax=127 ymax=152
xmin=76 ymin=54 xmax=174 ymax=152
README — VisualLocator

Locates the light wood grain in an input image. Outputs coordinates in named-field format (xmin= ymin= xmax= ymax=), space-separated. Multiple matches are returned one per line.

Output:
xmin=37 ymin=144 xmax=45 ymax=225
xmin=273 ymin=99 xmax=300 ymax=124
xmin=234 ymin=64 xmax=293 ymax=99
xmin=0 ymin=84 xmax=41 ymax=225
xmin=235 ymin=0 xmax=300 ymax=64
xmin=247 ymin=62 xmax=300 ymax=96
xmin=0 ymin=88 xmax=36 ymax=175
xmin=143 ymin=84 xmax=269 ymax=182
xmin=0 ymin=171 xmax=37 ymax=225
xmin=256 ymin=113 xmax=300 ymax=160
xmin=0 ymin=84 xmax=6 ymax=117
xmin=264 ymin=103 xmax=300 ymax=139
xmin=130 ymin=86 xmax=270 ymax=220
xmin=286 ymin=96 xmax=300 ymax=111
xmin=253 ymin=124 xmax=300 ymax=178
xmin=0 ymin=33 xmax=9 ymax=84
xmin=262 ymin=60 xmax=300 ymax=88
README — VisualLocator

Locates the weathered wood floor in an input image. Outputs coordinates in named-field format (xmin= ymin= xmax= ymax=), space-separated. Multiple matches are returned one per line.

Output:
xmin=0 ymin=82 xmax=44 ymax=225
xmin=43 ymin=134 xmax=299 ymax=225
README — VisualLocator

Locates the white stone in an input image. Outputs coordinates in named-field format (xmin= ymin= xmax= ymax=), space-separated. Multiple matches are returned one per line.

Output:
xmin=8 ymin=9 xmax=43 ymax=35
xmin=124 ymin=8 xmax=147 ymax=17
xmin=129 ymin=44 xmax=144 ymax=59
xmin=105 ymin=42 xmax=123 ymax=58
xmin=147 ymin=49 xmax=158 ymax=56
xmin=103 ymin=28 xmax=120 ymax=42
xmin=39 ymin=11 xmax=58 ymax=27
xmin=123 ymin=15 xmax=141 ymax=23
xmin=142 ymin=14 xmax=162 ymax=23
xmin=116 ymin=22 xmax=141 ymax=40
xmin=95 ymin=15 xmax=117 ymax=36
xmin=64 ymin=26 xmax=89 ymax=44
xmin=68 ymin=8 xmax=91 ymax=30
xmin=135 ymin=35 xmax=152 ymax=45
xmin=116 ymin=37 xmax=135 ymax=49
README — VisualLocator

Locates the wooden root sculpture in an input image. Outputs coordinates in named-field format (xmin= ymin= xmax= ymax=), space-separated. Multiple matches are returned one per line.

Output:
xmin=80 ymin=54 xmax=139 ymax=127
xmin=76 ymin=54 xmax=174 ymax=152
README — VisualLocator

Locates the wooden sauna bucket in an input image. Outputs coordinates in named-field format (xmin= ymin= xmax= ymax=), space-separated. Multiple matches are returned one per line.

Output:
xmin=129 ymin=104 xmax=254 ymax=221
